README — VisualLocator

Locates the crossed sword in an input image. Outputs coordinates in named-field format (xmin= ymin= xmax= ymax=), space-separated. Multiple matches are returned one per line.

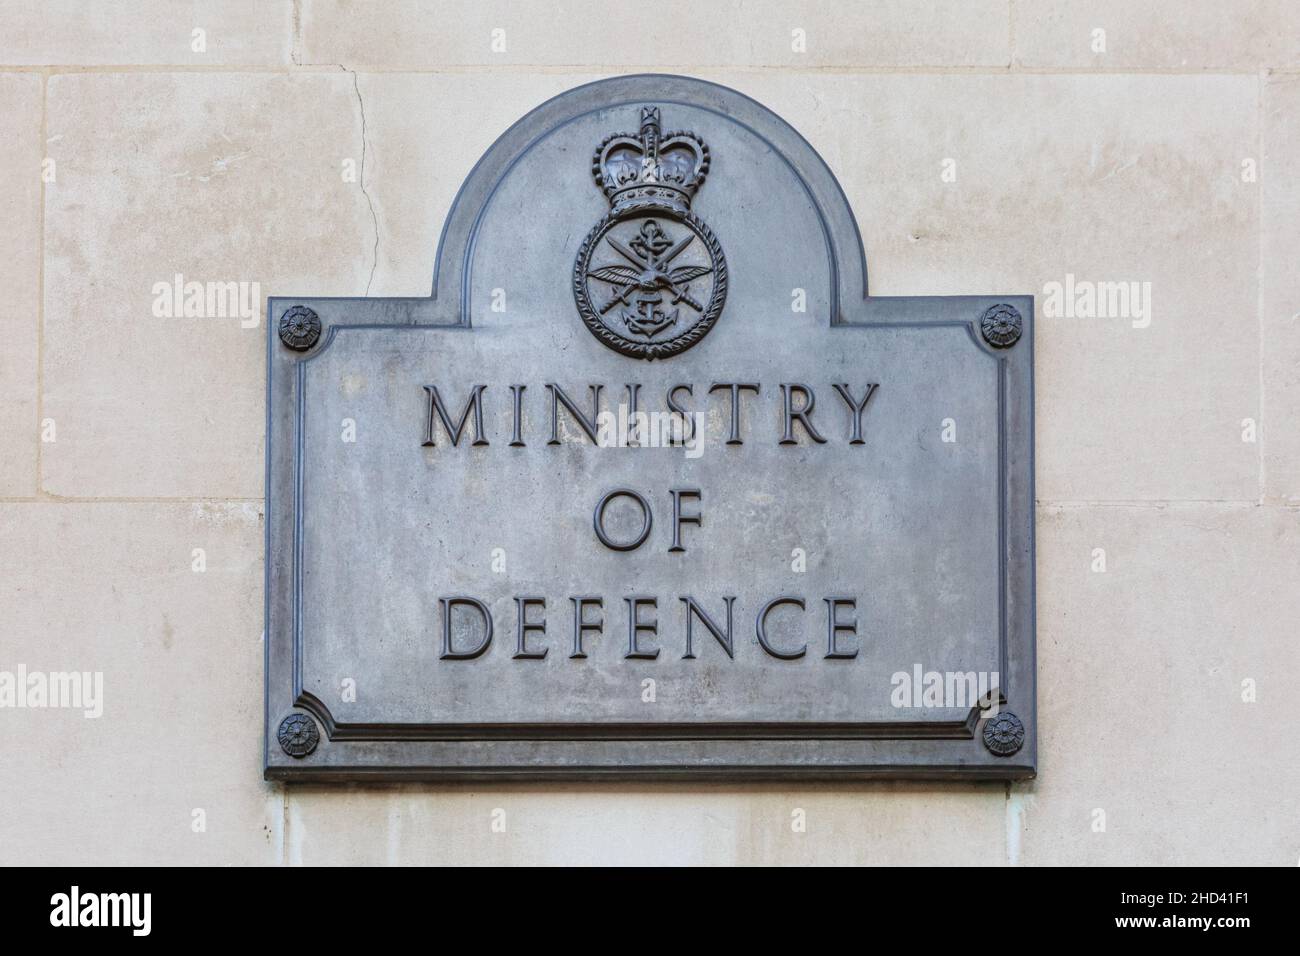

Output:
xmin=597 ymin=231 xmax=707 ymax=315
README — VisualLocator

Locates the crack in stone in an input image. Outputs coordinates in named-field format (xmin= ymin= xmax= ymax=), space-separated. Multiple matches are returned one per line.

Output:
xmin=290 ymin=0 xmax=302 ymax=66
xmin=344 ymin=65 xmax=379 ymax=296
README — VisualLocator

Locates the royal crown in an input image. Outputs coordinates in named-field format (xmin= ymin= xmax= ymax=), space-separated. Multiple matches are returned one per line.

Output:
xmin=592 ymin=106 xmax=710 ymax=217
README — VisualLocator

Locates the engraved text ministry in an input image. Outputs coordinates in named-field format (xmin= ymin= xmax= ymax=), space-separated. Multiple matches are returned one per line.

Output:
xmin=421 ymin=381 xmax=880 ymax=448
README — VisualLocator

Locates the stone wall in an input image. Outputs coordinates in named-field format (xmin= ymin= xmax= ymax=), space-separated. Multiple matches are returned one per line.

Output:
xmin=1 ymin=0 xmax=1296 ymax=865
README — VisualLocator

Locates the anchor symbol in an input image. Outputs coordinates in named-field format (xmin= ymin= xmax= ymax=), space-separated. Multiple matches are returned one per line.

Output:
xmin=621 ymin=293 xmax=679 ymax=338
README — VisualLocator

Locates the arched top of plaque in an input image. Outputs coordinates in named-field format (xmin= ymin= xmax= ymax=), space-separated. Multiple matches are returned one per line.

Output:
xmin=430 ymin=74 xmax=868 ymax=328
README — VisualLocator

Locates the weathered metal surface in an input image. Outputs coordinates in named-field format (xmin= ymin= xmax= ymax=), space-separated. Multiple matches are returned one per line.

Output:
xmin=264 ymin=74 xmax=1036 ymax=781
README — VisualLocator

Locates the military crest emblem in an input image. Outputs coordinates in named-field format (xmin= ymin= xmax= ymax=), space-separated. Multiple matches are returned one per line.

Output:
xmin=573 ymin=106 xmax=727 ymax=359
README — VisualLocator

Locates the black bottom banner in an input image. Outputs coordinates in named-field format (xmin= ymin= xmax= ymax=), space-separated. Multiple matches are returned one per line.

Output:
xmin=0 ymin=867 xmax=1284 ymax=941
